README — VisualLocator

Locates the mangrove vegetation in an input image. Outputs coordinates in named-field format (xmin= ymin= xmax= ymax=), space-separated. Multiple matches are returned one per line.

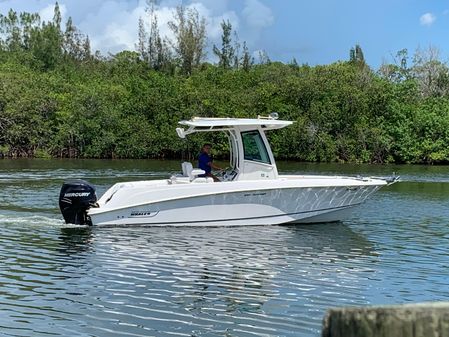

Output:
xmin=1 ymin=3 xmax=449 ymax=164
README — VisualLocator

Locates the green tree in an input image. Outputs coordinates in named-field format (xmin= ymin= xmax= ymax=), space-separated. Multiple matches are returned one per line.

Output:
xmin=240 ymin=41 xmax=253 ymax=71
xmin=213 ymin=20 xmax=235 ymax=69
xmin=349 ymin=44 xmax=365 ymax=65
xmin=412 ymin=46 xmax=449 ymax=97
xmin=63 ymin=16 xmax=91 ymax=61
xmin=137 ymin=1 xmax=173 ymax=71
xmin=168 ymin=5 xmax=206 ymax=75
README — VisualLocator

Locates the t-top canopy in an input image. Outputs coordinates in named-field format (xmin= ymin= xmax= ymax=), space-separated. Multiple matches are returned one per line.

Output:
xmin=179 ymin=117 xmax=292 ymax=128
xmin=176 ymin=117 xmax=293 ymax=138
xmin=176 ymin=116 xmax=293 ymax=138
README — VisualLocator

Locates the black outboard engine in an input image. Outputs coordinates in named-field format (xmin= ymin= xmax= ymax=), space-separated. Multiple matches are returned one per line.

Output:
xmin=59 ymin=180 xmax=97 ymax=226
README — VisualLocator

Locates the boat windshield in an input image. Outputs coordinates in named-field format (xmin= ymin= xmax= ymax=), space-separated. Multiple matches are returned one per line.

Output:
xmin=241 ymin=130 xmax=271 ymax=164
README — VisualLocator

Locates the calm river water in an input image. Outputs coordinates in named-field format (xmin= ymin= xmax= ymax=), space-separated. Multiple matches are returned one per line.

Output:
xmin=0 ymin=159 xmax=448 ymax=337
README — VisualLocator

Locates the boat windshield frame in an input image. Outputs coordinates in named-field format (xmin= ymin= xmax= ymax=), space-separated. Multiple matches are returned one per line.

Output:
xmin=241 ymin=130 xmax=272 ymax=165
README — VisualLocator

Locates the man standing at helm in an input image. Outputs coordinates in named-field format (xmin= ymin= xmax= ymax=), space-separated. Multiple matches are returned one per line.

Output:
xmin=198 ymin=143 xmax=222 ymax=182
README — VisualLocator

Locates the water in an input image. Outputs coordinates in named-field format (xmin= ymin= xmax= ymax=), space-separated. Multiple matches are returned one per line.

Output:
xmin=0 ymin=159 xmax=448 ymax=336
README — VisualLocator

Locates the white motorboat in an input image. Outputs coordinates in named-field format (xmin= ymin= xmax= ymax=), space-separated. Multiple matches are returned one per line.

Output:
xmin=59 ymin=115 xmax=396 ymax=226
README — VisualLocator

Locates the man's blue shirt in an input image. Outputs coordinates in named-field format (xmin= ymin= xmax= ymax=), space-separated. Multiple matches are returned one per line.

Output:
xmin=198 ymin=152 xmax=212 ymax=174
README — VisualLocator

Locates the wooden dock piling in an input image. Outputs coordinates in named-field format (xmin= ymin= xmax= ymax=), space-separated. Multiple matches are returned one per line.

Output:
xmin=322 ymin=302 xmax=449 ymax=337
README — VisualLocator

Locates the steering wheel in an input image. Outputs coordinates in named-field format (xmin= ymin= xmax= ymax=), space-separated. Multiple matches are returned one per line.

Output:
xmin=217 ymin=167 xmax=235 ymax=181
xmin=215 ymin=167 xmax=229 ymax=178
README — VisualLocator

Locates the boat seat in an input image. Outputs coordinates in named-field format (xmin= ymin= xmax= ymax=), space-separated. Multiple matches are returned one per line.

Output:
xmin=192 ymin=177 xmax=214 ymax=183
xmin=181 ymin=162 xmax=209 ymax=181
xmin=181 ymin=162 xmax=192 ymax=177
xmin=169 ymin=176 xmax=190 ymax=184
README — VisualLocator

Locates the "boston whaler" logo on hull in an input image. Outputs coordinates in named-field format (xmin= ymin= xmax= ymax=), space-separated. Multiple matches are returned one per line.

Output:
xmin=130 ymin=210 xmax=158 ymax=217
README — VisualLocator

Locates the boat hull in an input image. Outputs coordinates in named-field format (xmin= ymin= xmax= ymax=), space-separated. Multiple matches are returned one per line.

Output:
xmin=88 ymin=181 xmax=383 ymax=226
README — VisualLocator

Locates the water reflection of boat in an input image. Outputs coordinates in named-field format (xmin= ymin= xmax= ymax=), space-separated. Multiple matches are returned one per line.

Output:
xmin=81 ymin=224 xmax=376 ymax=330
xmin=59 ymin=115 xmax=393 ymax=226
xmin=283 ymin=223 xmax=375 ymax=257
xmin=58 ymin=227 xmax=94 ymax=254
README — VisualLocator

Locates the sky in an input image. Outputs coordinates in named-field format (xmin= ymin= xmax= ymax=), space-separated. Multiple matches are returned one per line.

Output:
xmin=0 ymin=0 xmax=448 ymax=68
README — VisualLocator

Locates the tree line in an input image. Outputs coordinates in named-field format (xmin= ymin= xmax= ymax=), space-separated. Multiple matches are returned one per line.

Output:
xmin=0 ymin=3 xmax=449 ymax=164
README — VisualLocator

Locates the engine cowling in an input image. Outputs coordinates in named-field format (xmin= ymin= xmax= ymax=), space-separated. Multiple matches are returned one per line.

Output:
xmin=59 ymin=180 xmax=97 ymax=225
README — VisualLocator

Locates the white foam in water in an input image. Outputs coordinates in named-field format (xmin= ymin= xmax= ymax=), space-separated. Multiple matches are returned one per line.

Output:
xmin=0 ymin=213 xmax=67 ymax=227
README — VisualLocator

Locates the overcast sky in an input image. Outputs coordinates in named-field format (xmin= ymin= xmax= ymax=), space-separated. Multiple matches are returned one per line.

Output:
xmin=1 ymin=0 xmax=448 ymax=67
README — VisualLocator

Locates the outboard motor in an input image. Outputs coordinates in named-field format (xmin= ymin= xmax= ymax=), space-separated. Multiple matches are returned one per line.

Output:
xmin=59 ymin=180 xmax=97 ymax=226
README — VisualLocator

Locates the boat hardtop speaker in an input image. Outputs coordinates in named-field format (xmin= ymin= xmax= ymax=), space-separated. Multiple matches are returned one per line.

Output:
xmin=59 ymin=179 xmax=97 ymax=225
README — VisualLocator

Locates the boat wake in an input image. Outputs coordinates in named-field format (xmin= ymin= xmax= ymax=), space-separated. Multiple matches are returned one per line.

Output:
xmin=0 ymin=213 xmax=84 ymax=228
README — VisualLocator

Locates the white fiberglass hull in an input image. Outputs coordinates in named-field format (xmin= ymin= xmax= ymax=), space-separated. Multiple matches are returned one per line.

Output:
xmin=87 ymin=175 xmax=386 ymax=226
